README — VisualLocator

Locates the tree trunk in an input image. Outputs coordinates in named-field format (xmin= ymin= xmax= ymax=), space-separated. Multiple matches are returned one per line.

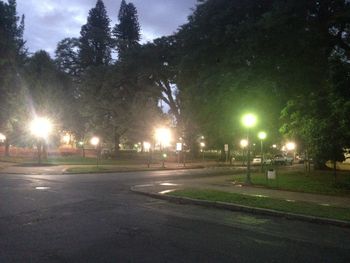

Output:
xmin=114 ymin=130 xmax=120 ymax=159
xmin=333 ymin=160 xmax=337 ymax=183
xmin=42 ymin=142 xmax=48 ymax=161
xmin=37 ymin=141 xmax=42 ymax=164
xmin=4 ymin=140 xmax=10 ymax=157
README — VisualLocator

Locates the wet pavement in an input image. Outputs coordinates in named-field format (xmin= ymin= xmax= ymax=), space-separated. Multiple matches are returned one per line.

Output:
xmin=1 ymin=170 xmax=350 ymax=262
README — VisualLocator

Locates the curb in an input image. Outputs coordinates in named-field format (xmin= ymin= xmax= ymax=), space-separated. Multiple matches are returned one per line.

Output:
xmin=131 ymin=187 xmax=350 ymax=228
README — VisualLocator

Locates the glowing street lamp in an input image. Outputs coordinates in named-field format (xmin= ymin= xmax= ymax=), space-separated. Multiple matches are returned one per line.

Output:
xmin=286 ymin=142 xmax=296 ymax=151
xmin=155 ymin=128 xmax=171 ymax=148
xmin=90 ymin=136 xmax=100 ymax=147
xmin=258 ymin=131 xmax=267 ymax=172
xmin=90 ymin=136 xmax=100 ymax=167
xmin=240 ymin=139 xmax=248 ymax=166
xmin=200 ymin=142 xmax=205 ymax=162
xmin=240 ymin=139 xmax=248 ymax=148
xmin=143 ymin=141 xmax=151 ymax=152
xmin=286 ymin=142 xmax=296 ymax=161
xmin=241 ymin=113 xmax=257 ymax=184
xmin=155 ymin=127 xmax=171 ymax=168
xmin=62 ymin=133 xmax=70 ymax=144
xmin=0 ymin=133 xmax=6 ymax=143
xmin=241 ymin=113 xmax=257 ymax=128
xmin=143 ymin=141 xmax=151 ymax=168
xmin=78 ymin=141 xmax=85 ymax=158
xmin=29 ymin=117 xmax=53 ymax=163
xmin=29 ymin=117 xmax=52 ymax=139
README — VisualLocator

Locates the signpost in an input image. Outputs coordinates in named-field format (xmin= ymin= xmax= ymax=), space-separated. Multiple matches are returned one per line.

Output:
xmin=176 ymin=143 xmax=182 ymax=165
xmin=224 ymin=144 xmax=228 ymax=163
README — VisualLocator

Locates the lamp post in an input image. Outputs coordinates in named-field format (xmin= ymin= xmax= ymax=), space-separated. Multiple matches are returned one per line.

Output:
xmin=0 ymin=133 xmax=6 ymax=157
xmin=143 ymin=141 xmax=151 ymax=168
xmin=155 ymin=128 xmax=171 ymax=168
xmin=90 ymin=136 xmax=100 ymax=167
xmin=200 ymin=142 xmax=205 ymax=162
xmin=240 ymin=139 xmax=248 ymax=166
xmin=241 ymin=113 xmax=257 ymax=184
xmin=29 ymin=117 xmax=52 ymax=164
xmin=258 ymin=131 xmax=267 ymax=172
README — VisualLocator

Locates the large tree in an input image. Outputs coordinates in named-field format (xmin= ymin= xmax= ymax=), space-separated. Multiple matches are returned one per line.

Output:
xmin=113 ymin=0 xmax=140 ymax=58
xmin=79 ymin=0 xmax=112 ymax=69
xmin=55 ymin=37 xmax=80 ymax=78
xmin=79 ymin=59 xmax=161 ymax=155
xmin=174 ymin=0 xmax=350 ymax=151
xmin=0 ymin=0 xmax=26 ymax=155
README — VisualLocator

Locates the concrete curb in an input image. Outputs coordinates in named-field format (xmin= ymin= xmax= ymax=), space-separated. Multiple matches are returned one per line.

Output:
xmin=131 ymin=187 xmax=350 ymax=228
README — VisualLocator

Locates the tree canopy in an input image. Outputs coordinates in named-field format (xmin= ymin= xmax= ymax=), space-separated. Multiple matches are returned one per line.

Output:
xmin=1 ymin=0 xmax=350 ymax=165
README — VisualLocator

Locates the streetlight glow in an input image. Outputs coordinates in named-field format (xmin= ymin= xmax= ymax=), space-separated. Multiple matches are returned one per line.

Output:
xmin=258 ymin=131 xmax=267 ymax=172
xmin=90 ymin=136 xmax=100 ymax=146
xmin=241 ymin=113 xmax=257 ymax=185
xmin=286 ymin=142 xmax=296 ymax=151
xmin=240 ymin=139 xmax=248 ymax=148
xmin=258 ymin=131 xmax=267 ymax=140
xmin=242 ymin=113 xmax=257 ymax=128
xmin=29 ymin=117 xmax=52 ymax=139
xmin=62 ymin=133 xmax=70 ymax=144
xmin=0 ymin=133 xmax=6 ymax=142
xmin=155 ymin=127 xmax=171 ymax=168
xmin=143 ymin=141 xmax=151 ymax=152
xmin=155 ymin=127 xmax=171 ymax=147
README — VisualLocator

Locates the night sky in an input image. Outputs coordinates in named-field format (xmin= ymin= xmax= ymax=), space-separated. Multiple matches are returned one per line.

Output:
xmin=16 ymin=0 xmax=197 ymax=55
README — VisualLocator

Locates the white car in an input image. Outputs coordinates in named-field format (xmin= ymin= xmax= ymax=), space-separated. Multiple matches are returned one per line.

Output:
xmin=252 ymin=157 xmax=262 ymax=165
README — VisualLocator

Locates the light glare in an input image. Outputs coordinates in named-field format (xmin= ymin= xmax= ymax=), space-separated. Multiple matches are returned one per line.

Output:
xmin=242 ymin=114 xmax=257 ymax=128
xmin=0 ymin=133 xmax=6 ymax=142
xmin=143 ymin=141 xmax=151 ymax=152
xmin=90 ymin=136 xmax=100 ymax=146
xmin=155 ymin=128 xmax=171 ymax=147
xmin=258 ymin=131 xmax=267 ymax=140
xmin=240 ymin=139 xmax=248 ymax=148
xmin=286 ymin=142 xmax=296 ymax=151
xmin=29 ymin=117 xmax=52 ymax=139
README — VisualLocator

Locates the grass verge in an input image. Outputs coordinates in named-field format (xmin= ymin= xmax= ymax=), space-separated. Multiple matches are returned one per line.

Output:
xmin=0 ymin=156 xmax=150 ymax=165
xmin=168 ymin=189 xmax=350 ymax=222
xmin=65 ymin=166 xmax=116 ymax=173
xmin=65 ymin=165 xmax=156 ymax=173
xmin=233 ymin=170 xmax=350 ymax=196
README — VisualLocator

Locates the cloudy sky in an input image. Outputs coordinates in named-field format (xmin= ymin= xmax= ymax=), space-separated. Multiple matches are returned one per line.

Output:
xmin=16 ymin=0 xmax=197 ymax=55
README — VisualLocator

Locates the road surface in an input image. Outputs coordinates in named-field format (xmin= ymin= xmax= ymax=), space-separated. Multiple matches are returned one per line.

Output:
xmin=0 ymin=169 xmax=349 ymax=262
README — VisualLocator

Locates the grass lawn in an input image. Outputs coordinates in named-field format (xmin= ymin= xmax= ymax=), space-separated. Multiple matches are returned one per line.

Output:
xmin=233 ymin=169 xmax=350 ymax=196
xmin=169 ymin=189 xmax=350 ymax=222
xmin=65 ymin=165 xmax=157 ymax=173
xmin=0 ymin=156 xmax=150 ymax=165
xmin=65 ymin=166 xmax=116 ymax=173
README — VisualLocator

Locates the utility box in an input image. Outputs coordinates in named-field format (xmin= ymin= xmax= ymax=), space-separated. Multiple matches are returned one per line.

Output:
xmin=267 ymin=169 xmax=276 ymax=180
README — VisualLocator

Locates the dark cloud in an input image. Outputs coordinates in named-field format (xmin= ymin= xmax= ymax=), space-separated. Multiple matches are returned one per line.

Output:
xmin=16 ymin=0 xmax=197 ymax=56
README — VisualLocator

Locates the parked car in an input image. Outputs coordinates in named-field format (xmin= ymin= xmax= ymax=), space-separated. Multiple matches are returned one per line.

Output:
xmin=263 ymin=158 xmax=272 ymax=165
xmin=252 ymin=157 xmax=262 ymax=165
xmin=272 ymin=154 xmax=293 ymax=165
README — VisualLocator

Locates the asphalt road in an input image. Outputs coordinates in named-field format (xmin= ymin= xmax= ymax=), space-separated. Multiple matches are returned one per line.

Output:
xmin=1 ymin=169 xmax=350 ymax=262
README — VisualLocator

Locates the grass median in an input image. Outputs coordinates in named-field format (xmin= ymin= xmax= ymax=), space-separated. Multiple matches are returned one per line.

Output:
xmin=168 ymin=189 xmax=350 ymax=222
xmin=65 ymin=165 xmax=151 ymax=173
xmin=233 ymin=170 xmax=350 ymax=196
